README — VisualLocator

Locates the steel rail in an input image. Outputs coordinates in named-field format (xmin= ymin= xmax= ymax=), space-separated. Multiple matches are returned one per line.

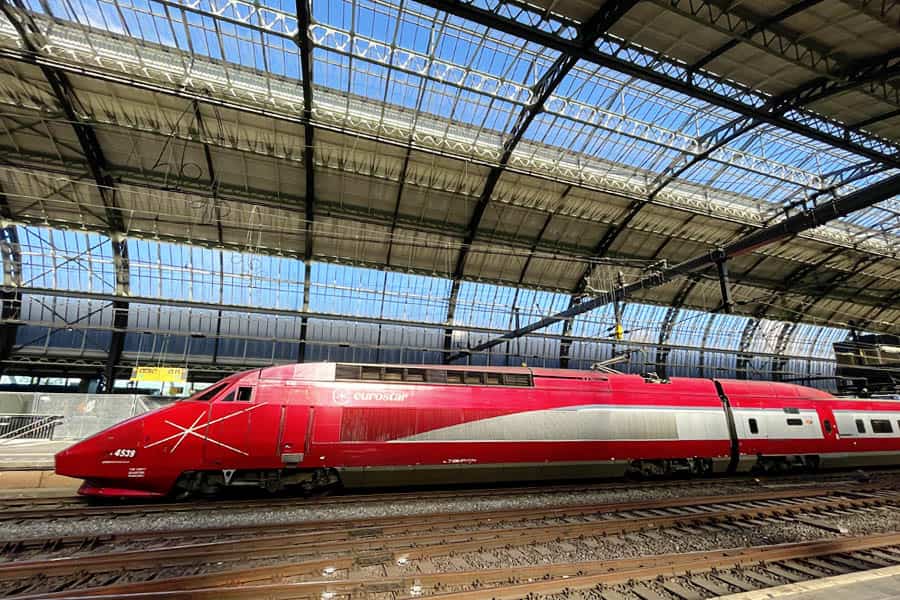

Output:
xmin=1 ymin=468 xmax=880 ymax=523
xmin=1 ymin=487 xmax=876 ymax=577
xmin=1 ymin=477 xmax=882 ymax=558
xmin=7 ymin=489 xmax=897 ymax=597
xmin=21 ymin=530 xmax=900 ymax=600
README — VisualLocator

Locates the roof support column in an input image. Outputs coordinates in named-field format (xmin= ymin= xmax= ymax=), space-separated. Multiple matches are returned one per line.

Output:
xmin=716 ymin=257 xmax=734 ymax=314
xmin=559 ymin=299 xmax=579 ymax=369
xmin=771 ymin=322 xmax=799 ymax=381
xmin=735 ymin=317 xmax=762 ymax=380
xmin=103 ymin=237 xmax=129 ymax=392
xmin=294 ymin=0 xmax=315 ymax=364
xmin=697 ymin=312 xmax=717 ymax=379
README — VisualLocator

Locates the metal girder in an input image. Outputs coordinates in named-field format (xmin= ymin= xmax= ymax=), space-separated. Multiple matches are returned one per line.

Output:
xmin=788 ymin=48 xmax=900 ymax=108
xmin=450 ymin=171 xmax=900 ymax=359
xmin=853 ymin=108 xmax=900 ymax=130
xmin=645 ymin=116 xmax=761 ymax=201
xmin=1 ymin=0 xmax=130 ymax=390
xmin=638 ymin=50 xmax=898 ymax=241
xmin=790 ymin=254 xmax=885 ymax=322
xmin=6 ymin=148 xmax=891 ymax=317
xmin=644 ymin=0 xmax=830 ymax=201
xmin=565 ymin=69 xmax=895 ymax=292
xmin=862 ymin=287 xmax=900 ymax=328
xmin=0 ymin=19 xmax=892 ymax=256
xmin=295 ymin=0 xmax=315 ymax=364
xmin=442 ymin=0 xmax=639 ymax=363
xmin=732 ymin=239 xmax=888 ymax=332
xmin=688 ymin=0 xmax=827 ymax=74
xmin=414 ymin=0 xmax=900 ymax=168
xmin=662 ymin=0 xmax=900 ymax=110
xmin=838 ymin=1 xmax=900 ymax=33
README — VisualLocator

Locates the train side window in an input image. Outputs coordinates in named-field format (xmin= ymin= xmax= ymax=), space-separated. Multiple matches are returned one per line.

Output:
xmin=236 ymin=387 xmax=253 ymax=402
xmin=219 ymin=390 xmax=236 ymax=402
xmin=786 ymin=418 xmax=803 ymax=426
xmin=871 ymin=419 xmax=892 ymax=434
xmin=855 ymin=419 xmax=866 ymax=434
xmin=748 ymin=418 xmax=758 ymax=434
xmin=824 ymin=420 xmax=832 ymax=434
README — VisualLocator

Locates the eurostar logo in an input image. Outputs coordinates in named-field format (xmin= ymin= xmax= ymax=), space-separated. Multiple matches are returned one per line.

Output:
xmin=332 ymin=389 xmax=409 ymax=404
xmin=332 ymin=389 xmax=353 ymax=405
xmin=145 ymin=403 xmax=266 ymax=455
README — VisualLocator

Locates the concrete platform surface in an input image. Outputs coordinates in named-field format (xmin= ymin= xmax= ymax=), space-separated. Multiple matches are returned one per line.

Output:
xmin=718 ymin=565 xmax=900 ymax=599
xmin=0 ymin=470 xmax=79 ymax=490
xmin=0 ymin=440 xmax=73 ymax=469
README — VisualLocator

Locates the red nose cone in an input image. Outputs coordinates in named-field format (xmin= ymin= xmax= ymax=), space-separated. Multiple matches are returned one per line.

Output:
xmin=54 ymin=443 xmax=88 ymax=479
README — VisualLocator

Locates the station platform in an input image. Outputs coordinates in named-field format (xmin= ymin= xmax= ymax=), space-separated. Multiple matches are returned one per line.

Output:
xmin=0 ymin=439 xmax=73 ymax=470
xmin=719 ymin=565 xmax=900 ymax=599
xmin=0 ymin=440 xmax=78 ymax=489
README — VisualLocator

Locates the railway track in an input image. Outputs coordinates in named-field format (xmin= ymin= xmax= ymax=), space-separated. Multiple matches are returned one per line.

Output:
xmin=1 ymin=484 xmax=898 ymax=598
xmin=0 ymin=467 xmax=894 ymax=523
xmin=27 ymin=532 xmax=900 ymax=599
xmin=0 ymin=485 xmax=885 ymax=562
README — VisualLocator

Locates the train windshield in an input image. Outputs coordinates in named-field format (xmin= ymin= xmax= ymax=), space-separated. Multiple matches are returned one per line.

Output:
xmin=184 ymin=382 xmax=227 ymax=402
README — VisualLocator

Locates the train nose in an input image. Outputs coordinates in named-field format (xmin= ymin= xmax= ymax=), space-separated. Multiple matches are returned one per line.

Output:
xmin=54 ymin=442 xmax=92 ymax=479
xmin=54 ymin=419 xmax=144 ymax=479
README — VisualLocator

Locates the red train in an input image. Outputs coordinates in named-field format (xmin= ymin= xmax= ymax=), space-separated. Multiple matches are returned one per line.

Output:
xmin=55 ymin=362 xmax=900 ymax=498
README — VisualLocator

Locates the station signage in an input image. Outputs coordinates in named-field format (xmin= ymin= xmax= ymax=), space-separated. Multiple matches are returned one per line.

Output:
xmin=130 ymin=367 xmax=189 ymax=383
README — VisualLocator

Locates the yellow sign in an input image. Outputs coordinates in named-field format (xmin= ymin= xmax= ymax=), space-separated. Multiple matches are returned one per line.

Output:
xmin=130 ymin=367 xmax=188 ymax=383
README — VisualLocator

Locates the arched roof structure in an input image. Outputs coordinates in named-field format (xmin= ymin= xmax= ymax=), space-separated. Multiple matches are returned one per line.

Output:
xmin=0 ymin=0 xmax=896 ymax=388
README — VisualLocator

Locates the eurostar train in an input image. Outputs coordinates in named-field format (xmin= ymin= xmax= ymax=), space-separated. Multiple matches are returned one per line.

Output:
xmin=55 ymin=362 xmax=900 ymax=498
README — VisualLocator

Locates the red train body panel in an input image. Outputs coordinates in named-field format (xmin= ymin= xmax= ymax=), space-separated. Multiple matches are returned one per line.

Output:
xmin=54 ymin=363 xmax=900 ymax=497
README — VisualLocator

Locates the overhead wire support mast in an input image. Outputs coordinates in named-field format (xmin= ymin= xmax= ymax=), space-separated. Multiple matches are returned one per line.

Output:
xmin=449 ymin=172 xmax=900 ymax=362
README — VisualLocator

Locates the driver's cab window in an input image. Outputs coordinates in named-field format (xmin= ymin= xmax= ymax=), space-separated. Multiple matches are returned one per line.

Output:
xmin=219 ymin=386 xmax=253 ymax=402
xmin=192 ymin=383 xmax=225 ymax=402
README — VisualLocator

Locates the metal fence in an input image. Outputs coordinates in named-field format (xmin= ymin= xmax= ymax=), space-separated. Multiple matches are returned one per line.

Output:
xmin=0 ymin=393 xmax=158 ymax=441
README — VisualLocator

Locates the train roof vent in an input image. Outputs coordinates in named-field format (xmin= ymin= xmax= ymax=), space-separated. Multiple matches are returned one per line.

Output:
xmin=334 ymin=364 xmax=532 ymax=387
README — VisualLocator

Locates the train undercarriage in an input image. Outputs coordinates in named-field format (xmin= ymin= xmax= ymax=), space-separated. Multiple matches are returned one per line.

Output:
xmin=173 ymin=467 xmax=341 ymax=497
